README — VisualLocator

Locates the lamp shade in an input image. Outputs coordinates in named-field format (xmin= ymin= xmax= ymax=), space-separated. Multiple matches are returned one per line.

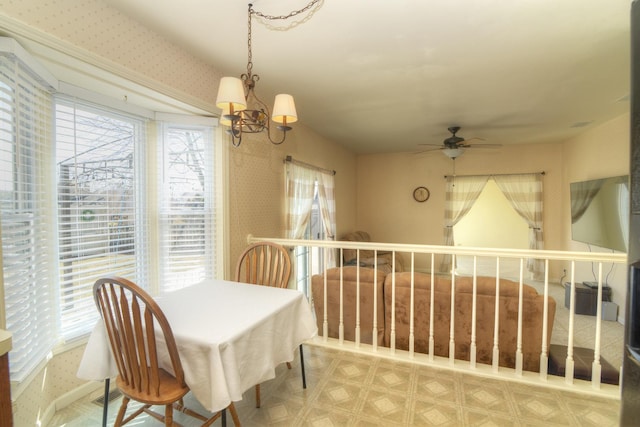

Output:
xmin=272 ymin=94 xmax=298 ymax=124
xmin=216 ymin=77 xmax=247 ymax=111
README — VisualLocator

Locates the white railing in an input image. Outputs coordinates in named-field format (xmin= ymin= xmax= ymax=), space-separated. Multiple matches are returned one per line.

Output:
xmin=247 ymin=235 xmax=626 ymax=398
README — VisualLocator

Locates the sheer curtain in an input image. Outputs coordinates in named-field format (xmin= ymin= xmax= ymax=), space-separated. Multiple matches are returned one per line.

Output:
xmin=440 ymin=175 xmax=489 ymax=272
xmin=494 ymin=173 xmax=544 ymax=278
xmin=284 ymin=162 xmax=316 ymax=239
xmin=317 ymin=172 xmax=336 ymax=240
xmin=284 ymin=161 xmax=336 ymax=266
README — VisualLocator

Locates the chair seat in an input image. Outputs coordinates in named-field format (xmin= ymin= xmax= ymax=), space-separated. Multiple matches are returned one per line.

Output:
xmin=116 ymin=368 xmax=190 ymax=406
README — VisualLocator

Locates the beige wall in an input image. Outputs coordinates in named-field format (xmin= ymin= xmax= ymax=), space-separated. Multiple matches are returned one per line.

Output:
xmin=356 ymin=141 xmax=565 ymax=275
xmin=226 ymin=125 xmax=357 ymax=277
xmin=561 ymin=113 xmax=630 ymax=321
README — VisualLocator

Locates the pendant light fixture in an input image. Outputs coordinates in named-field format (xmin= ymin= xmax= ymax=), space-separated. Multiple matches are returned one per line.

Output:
xmin=216 ymin=1 xmax=320 ymax=147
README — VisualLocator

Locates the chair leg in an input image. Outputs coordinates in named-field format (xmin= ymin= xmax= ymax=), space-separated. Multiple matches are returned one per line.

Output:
xmin=228 ymin=402 xmax=241 ymax=427
xmin=255 ymin=383 xmax=260 ymax=408
xmin=164 ymin=403 xmax=173 ymax=426
xmin=115 ymin=396 xmax=129 ymax=427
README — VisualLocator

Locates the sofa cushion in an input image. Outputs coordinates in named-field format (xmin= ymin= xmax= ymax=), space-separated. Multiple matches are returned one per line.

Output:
xmin=311 ymin=266 xmax=386 ymax=346
xmin=384 ymin=272 xmax=556 ymax=372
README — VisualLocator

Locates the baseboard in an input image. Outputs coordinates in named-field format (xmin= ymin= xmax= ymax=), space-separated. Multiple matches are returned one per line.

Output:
xmin=39 ymin=380 xmax=106 ymax=426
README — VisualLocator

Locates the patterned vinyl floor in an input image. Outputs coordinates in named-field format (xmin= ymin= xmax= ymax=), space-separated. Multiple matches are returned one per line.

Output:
xmin=48 ymin=343 xmax=620 ymax=426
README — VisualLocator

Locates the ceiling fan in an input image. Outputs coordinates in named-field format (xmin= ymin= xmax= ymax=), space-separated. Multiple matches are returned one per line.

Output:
xmin=418 ymin=126 xmax=501 ymax=159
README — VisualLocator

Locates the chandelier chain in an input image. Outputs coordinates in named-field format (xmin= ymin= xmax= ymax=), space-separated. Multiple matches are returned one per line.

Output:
xmin=246 ymin=4 xmax=253 ymax=76
xmin=246 ymin=1 xmax=321 ymax=76
xmin=251 ymin=0 xmax=322 ymax=21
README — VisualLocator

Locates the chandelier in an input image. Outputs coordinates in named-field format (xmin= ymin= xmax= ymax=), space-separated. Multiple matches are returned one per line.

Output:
xmin=216 ymin=1 xmax=320 ymax=147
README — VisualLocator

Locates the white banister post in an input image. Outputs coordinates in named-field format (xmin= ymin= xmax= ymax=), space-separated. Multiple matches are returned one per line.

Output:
xmin=372 ymin=249 xmax=378 ymax=352
xmin=339 ymin=248 xmax=344 ymax=343
xmin=390 ymin=252 xmax=396 ymax=354
xmin=592 ymin=262 xmax=604 ymax=389
xmin=515 ymin=258 xmax=524 ymax=376
xmin=492 ymin=258 xmax=500 ymax=372
xmin=470 ymin=256 xmax=477 ymax=369
xmin=429 ymin=253 xmax=435 ymax=361
xmin=409 ymin=252 xmax=415 ymax=357
xmin=355 ymin=249 xmax=361 ymax=347
xmin=323 ymin=246 xmax=328 ymax=341
xmin=565 ymin=261 xmax=576 ymax=384
xmin=449 ymin=254 xmax=456 ymax=366
xmin=539 ymin=259 xmax=550 ymax=380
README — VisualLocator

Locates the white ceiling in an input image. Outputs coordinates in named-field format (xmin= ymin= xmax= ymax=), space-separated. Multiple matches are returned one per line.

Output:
xmin=103 ymin=0 xmax=631 ymax=154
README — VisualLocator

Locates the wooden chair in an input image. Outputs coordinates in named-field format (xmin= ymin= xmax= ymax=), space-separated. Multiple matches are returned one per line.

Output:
xmin=234 ymin=241 xmax=292 ymax=289
xmin=234 ymin=242 xmax=299 ymax=408
xmin=93 ymin=276 xmax=240 ymax=427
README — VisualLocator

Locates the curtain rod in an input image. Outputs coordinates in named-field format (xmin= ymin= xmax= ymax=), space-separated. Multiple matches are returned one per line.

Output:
xmin=284 ymin=155 xmax=336 ymax=175
xmin=444 ymin=171 xmax=545 ymax=179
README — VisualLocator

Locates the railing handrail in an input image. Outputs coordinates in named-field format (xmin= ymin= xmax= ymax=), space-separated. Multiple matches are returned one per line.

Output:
xmin=248 ymin=234 xmax=624 ymax=399
xmin=247 ymin=235 xmax=627 ymax=264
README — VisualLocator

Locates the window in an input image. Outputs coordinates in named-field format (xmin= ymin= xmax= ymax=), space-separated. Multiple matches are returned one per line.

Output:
xmin=56 ymin=98 xmax=147 ymax=340
xmin=0 ymin=39 xmax=222 ymax=382
xmin=158 ymin=121 xmax=216 ymax=292
xmin=0 ymin=51 xmax=57 ymax=381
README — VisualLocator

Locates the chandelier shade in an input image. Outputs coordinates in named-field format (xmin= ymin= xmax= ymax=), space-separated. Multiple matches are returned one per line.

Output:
xmin=216 ymin=77 xmax=247 ymax=112
xmin=272 ymin=94 xmax=298 ymax=126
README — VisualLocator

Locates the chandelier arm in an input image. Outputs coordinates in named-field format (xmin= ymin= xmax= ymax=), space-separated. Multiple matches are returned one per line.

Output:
xmin=228 ymin=122 xmax=243 ymax=147
xmin=265 ymin=122 xmax=287 ymax=145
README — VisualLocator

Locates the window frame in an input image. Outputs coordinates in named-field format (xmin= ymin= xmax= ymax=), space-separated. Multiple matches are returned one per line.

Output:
xmin=0 ymin=38 xmax=227 ymax=385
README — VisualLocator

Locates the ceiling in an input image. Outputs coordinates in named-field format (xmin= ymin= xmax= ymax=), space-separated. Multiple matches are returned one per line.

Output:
xmin=102 ymin=0 xmax=631 ymax=154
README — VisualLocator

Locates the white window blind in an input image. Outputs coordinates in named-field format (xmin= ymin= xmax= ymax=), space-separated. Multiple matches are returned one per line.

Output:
xmin=158 ymin=122 xmax=215 ymax=292
xmin=0 ymin=53 xmax=57 ymax=381
xmin=0 ymin=38 xmax=223 ymax=384
xmin=56 ymin=98 xmax=147 ymax=340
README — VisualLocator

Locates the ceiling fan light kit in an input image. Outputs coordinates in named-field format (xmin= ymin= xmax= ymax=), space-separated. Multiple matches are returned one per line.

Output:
xmin=442 ymin=147 xmax=464 ymax=159
xmin=216 ymin=2 xmax=319 ymax=147
xmin=417 ymin=126 xmax=501 ymax=159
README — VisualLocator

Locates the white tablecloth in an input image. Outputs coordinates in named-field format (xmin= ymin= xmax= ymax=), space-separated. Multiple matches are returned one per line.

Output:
xmin=77 ymin=279 xmax=317 ymax=412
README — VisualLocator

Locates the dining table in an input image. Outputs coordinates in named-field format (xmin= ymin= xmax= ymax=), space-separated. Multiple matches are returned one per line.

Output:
xmin=77 ymin=278 xmax=318 ymax=425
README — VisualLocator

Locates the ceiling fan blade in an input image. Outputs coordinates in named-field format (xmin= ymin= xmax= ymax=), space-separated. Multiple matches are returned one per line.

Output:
xmin=462 ymin=137 xmax=486 ymax=143
xmin=463 ymin=143 xmax=502 ymax=148
xmin=417 ymin=143 xmax=444 ymax=147
xmin=413 ymin=147 xmax=444 ymax=154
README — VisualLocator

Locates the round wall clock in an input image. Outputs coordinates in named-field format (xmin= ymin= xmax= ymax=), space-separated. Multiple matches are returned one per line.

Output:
xmin=413 ymin=186 xmax=430 ymax=203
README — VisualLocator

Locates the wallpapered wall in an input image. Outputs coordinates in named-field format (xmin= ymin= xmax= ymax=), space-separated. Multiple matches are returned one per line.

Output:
xmin=0 ymin=0 xmax=357 ymax=425
xmin=225 ymin=127 xmax=357 ymax=278
xmin=356 ymin=141 xmax=565 ymax=254
xmin=356 ymin=114 xmax=630 ymax=317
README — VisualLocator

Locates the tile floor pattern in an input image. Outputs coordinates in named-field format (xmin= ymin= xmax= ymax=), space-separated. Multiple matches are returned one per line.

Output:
xmin=49 ymin=344 xmax=620 ymax=427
